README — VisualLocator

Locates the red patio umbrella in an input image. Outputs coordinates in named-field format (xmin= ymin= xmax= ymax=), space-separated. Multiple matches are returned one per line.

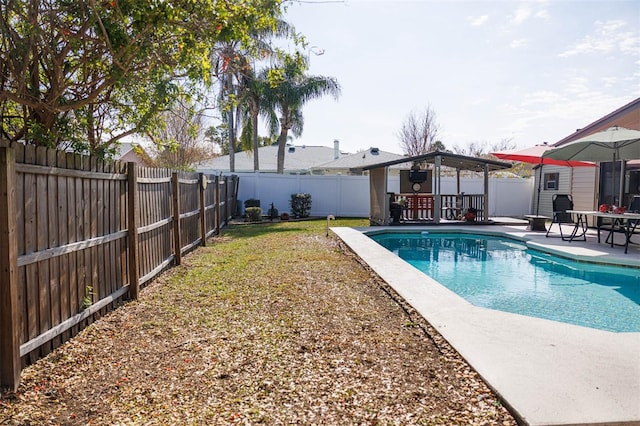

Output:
xmin=492 ymin=143 xmax=596 ymax=167
xmin=491 ymin=143 xmax=595 ymax=215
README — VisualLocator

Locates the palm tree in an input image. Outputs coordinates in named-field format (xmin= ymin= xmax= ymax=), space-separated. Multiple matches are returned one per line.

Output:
xmin=262 ymin=52 xmax=341 ymax=174
xmin=237 ymin=66 xmax=270 ymax=171
xmin=212 ymin=42 xmax=241 ymax=171
xmin=211 ymin=20 xmax=292 ymax=172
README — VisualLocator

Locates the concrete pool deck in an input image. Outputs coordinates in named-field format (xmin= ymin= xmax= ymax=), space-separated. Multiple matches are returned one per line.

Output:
xmin=332 ymin=224 xmax=640 ymax=426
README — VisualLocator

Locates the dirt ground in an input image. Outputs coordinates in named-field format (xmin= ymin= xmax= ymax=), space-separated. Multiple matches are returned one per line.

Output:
xmin=1 ymin=222 xmax=517 ymax=425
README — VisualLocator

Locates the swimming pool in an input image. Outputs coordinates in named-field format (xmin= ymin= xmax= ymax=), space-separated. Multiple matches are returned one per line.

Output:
xmin=369 ymin=232 xmax=640 ymax=332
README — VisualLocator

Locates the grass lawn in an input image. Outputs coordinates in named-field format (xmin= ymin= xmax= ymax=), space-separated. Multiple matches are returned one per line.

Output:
xmin=0 ymin=218 xmax=515 ymax=425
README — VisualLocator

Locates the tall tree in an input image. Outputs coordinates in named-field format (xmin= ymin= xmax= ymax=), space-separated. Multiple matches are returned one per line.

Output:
xmin=149 ymin=98 xmax=216 ymax=171
xmin=453 ymin=138 xmax=515 ymax=159
xmin=211 ymin=18 xmax=291 ymax=172
xmin=452 ymin=141 xmax=487 ymax=158
xmin=262 ymin=52 xmax=340 ymax=174
xmin=0 ymin=0 xmax=283 ymax=155
xmin=397 ymin=106 xmax=441 ymax=156
xmin=212 ymin=43 xmax=257 ymax=172
xmin=205 ymin=123 xmax=230 ymax=154
xmin=238 ymin=68 xmax=266 ymax=171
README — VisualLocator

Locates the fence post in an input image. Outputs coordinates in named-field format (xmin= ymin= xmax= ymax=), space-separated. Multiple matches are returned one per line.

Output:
xmin=0 ymin=147 xmax=20 ymax=391
xmin=232 ymin=175 xmax=239 ymax=218
xmin=127 ymin=162 xmax=140 ymax=300
xmin=172 ymin=172 xmax=182 ymax=265
xmin=224 ymin=176 xmax=233 ymax=225
xmin=199 ymin=173 xmax=206 ymax=247
xmin=221 ymin=176 xmax=226 ymax=225
xmin=483 ymin=163 xmax=489 ymax=223
xmin=215 ymin=175 xmax=221 ymax=234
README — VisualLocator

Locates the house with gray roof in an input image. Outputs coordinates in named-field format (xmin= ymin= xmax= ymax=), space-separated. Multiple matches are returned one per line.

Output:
xmin=533 ymin=97 xmax=640 ymax=218
xmin=198 ymin=140 xmax=352 ymax=174
xmin=311 ymin=147 xmax=407 ymax=175
xmin=116 ymin=142 xmax=153 ymax=166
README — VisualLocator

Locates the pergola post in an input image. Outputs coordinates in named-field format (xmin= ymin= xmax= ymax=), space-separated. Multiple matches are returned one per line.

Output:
xmin=434 ymin=155 xmax=441 ymax=223
xmin=368 ymin=167 xmax=388 ymax=225
xmin=483 ymin=163 xmax=489 ymax=223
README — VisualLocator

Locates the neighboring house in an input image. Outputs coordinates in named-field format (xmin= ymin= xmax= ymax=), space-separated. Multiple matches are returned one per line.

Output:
xmin=534 ymin=97 xmax=640 ymax=218
xmin=311 ymin=147 xmax=408 ymax=175
xmin=198 ymin=140 xmax=352 ymax=174
xmin=116 ymin=142 xmax=154 ymax=166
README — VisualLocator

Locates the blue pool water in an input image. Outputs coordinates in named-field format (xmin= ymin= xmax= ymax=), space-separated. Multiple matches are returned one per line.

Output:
xmin=370 ymin=232 xmax=640 ymax=332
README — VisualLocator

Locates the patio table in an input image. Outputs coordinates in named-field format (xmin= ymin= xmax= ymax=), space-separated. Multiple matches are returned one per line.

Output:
xmin=567 ymin=210 xmax=640 ymax=254
xmin=524 ymin=215 xmax=549 ymax=231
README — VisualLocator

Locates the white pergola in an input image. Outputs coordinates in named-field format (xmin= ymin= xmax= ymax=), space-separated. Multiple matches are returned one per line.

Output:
xmin=356 ymin=151 xmax=512 ymax=225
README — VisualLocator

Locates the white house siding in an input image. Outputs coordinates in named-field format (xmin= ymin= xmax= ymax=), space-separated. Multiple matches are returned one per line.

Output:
xmin=570 ymin=167 xmax=598 ymax=210
xmin=571 ymin=167 xmax=599 ymax=226
xmin=534 ymin=166 xmax=600 ymax=225
xmin=537 ymin=97 xmax=640 ymax=225
xmin=534 ymin=165 xmax=570 ymax=217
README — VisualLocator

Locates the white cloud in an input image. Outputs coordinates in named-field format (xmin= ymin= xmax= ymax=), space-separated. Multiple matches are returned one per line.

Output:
xmin=509 ymin=38 xmax=528 ymax=48
xmin=500 ymin=92 xmax=635 ymax=146
xmin=558 ymin=19 xmax=639 ymax=57
xmin=511 ymin=5 xmax=532 ymax=25
xmin=619 ymin=31 xmax=640 ymax=55
xmin=506 ymin=3 xmax=549 ymax=28
xmin=564 ymin=76 xmax=591 ymax=96
xmin=468 ymin=14 xmax=489 ymax=26
xmin=600 ymin=20 xmax=626 ymax=32
xmin=534 ymin=9 xmax=550 ymax=20
xmin=469 ymin=97 xmax=488 ymax=106
xmin=520 ymin=91 xmax=564 ymax=106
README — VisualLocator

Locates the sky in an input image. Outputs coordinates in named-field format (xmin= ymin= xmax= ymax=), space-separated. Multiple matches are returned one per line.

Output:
xmin=277 ymin=0 xmax=640 ymax=155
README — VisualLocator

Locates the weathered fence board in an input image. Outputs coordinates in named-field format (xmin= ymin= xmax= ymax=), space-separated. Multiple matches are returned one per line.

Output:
xmin=137 ymin=167 xmax=174 ymax=287
xmin=128 ymin=163 xmax=140 ymax=300
xmin=0 ymin=147 xmax=20 ymax=391
xmin=57 ymin=151 xmax=70 ymax=345
xmin=24 ymin=145 xmax=38 ymax=364
xmin=172 ymin=173 xmax=182 ymax=265
xmin=0 ymin=143 xmax=237 ymax=391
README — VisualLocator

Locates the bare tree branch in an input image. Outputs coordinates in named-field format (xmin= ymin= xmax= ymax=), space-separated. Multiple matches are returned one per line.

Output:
xmin=397 ymin=106 xmax=440 ymax=156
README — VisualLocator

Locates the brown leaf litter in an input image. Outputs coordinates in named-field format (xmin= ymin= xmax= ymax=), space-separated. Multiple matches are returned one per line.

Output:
xmin=1 ymin=221 xmax=516 ymax=425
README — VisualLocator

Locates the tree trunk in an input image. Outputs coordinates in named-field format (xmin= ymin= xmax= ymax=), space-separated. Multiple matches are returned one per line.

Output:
xmin=228 ymin=109 xmax=235 ymax=172
xmin=276 ymin=128 xmax=288 ymax=174
xmin=225 ymin=74 xmax=235 ymax=172
xmin=251 ymin=100 xmax=259 ymax=171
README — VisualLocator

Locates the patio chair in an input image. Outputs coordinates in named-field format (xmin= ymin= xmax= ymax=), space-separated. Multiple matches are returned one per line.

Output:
xmin=601 ymin=195 xmax=640 ymax=249
xmin=627 ymin=195 xmax=640 ymax=244
xmin=546 ymin=194 xmax=578 ymax=241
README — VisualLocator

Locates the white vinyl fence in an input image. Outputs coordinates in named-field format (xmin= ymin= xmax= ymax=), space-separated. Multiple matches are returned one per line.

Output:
xmin=229 ymin=173 xmax=534 ymax=218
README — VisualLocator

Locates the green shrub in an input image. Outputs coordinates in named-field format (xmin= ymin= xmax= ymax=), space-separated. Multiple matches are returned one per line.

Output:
xmin=290 ymin=193 xmax=312 ymax=218
xmin=267 ymin=203 xmax=279 ymax=220
xmin=245 ymin=207 xmax=262 ymax=222
xmin=244 ymin=199 xmax=260 ymax=209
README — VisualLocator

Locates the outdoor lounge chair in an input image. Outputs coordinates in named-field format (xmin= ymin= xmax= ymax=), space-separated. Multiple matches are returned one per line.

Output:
xmin=599 ymin=195 xmax=640 ymax=248
xmin=627 ymin=195 xmax=640 ymax=244
xmin=546 ymin=194 xmax=578 ymax=241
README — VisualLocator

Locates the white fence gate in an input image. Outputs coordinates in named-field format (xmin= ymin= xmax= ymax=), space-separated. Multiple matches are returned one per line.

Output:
xmin=230 ymin=173 xmax=534 ymax=218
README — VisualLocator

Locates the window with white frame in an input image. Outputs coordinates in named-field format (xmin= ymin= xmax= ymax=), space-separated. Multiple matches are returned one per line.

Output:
xmin=544 ymin=173 xmax=559 ymax=190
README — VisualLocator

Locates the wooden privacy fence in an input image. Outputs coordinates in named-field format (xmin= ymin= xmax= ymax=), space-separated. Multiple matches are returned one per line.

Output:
xmin=0 ymin=142 xmax=238 ymax=391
